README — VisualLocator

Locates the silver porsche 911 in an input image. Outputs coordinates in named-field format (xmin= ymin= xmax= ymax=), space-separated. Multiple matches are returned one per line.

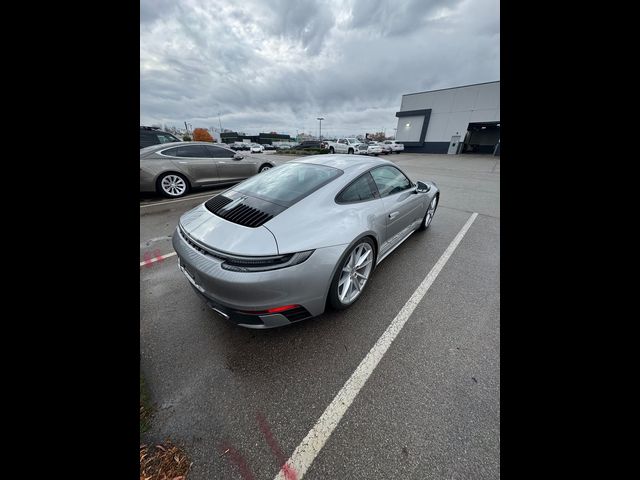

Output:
xmin=172 ymin=155 xmax=439 ymax=328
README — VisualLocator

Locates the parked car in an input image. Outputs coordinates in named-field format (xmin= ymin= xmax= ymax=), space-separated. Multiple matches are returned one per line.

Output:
xmin=230 ymin=142 xmax=251 ymax=151
xmin=295 ymin=140 xmax=326 ymax=150
xmin=276 ymin=142 xmax=297 ymax=150
xmin=173 ymin=156 xmax=439 ymax=328
xmin=382 ymin=140 xmax=404 ymax=153
xmin=355 ymin=142 xmax=383 ymax=156
xmin=140 ymin=126 xmax=182 ymax=149
xmin=325 ymin=138 xmax=363 ymax=154
xmin=140 ymin=142 xmax=277 ymax=198
xmin=249 ymin=143 xmax=264 ymax=153
xmin=263 ymin=144 xmax=276 ymax=151
xmin=368 ymin=141 xmax=392 ymax=155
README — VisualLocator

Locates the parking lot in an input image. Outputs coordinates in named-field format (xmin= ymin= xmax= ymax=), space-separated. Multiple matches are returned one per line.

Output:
xmin=140 ymin=153 xmax=500 ymax=479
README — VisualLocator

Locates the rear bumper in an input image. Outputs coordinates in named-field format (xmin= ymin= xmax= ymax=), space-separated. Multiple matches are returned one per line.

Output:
xmin=172 ymin=227 xmax=347 ymax=328
xmin=184 ymin=280 xmax=312 ymax=328
xmin=140 ymin=170 xmax=156 ymax=192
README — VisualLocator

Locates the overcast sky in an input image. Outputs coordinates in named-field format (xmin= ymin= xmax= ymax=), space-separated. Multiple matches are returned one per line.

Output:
xmin=140 ymin=0 xmax=499 ymax=138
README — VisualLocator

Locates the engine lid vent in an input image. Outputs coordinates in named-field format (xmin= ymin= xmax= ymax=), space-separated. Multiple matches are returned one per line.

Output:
xmin=204 ymin=193 xmax=279 ymax=228
xmin=204 ymin=195 xmax=233 ymax=213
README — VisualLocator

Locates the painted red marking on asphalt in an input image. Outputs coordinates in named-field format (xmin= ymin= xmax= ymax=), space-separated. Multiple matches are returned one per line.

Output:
xmin=257 ymin=412 xmax=298 ymax=480
xmin=141 ymin=249 xmax=166 ymax=267
xmin=218 ymin=442 xmax=256 ymax=480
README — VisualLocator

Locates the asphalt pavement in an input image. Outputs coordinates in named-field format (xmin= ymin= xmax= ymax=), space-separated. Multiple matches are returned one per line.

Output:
xmin=140 ymin=153 xmax=500 ymax=479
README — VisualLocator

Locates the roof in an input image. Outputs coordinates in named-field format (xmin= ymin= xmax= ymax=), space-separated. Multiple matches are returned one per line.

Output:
xmin=402 ymin=80 xmax=500 ymax=97
xmin=294 ymin=154 xmax=394 ymax=171
xmin=140 ymin=141 xmax=232 ymax=152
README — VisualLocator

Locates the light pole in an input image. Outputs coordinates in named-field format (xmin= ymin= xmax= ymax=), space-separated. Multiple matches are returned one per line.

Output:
xmin=317 ymin=117 xmax=324 ymax=141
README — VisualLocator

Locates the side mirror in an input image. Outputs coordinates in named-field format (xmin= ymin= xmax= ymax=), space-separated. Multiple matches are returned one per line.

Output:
xmin=233 ymin=153 xmax=244 ymax=160
xmin=415 ymin=181 xmax=431 ymax=193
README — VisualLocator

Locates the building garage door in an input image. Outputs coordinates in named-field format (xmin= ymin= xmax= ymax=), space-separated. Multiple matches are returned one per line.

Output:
xmin=463 ymin=122 xmax=500 ymax=154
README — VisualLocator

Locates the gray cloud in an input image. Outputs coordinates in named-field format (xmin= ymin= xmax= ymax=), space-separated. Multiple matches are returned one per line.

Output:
xmin=140 ymin=0 xmax=499 ymax=137
xmin=349 ymin=0 xmax=455 ymax=36
xmin=140 ymin=0 xmax=177 ymax=24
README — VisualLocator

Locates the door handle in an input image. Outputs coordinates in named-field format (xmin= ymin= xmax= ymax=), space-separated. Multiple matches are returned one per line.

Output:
xmin=389 ymin=211 xmax=399 ymax=219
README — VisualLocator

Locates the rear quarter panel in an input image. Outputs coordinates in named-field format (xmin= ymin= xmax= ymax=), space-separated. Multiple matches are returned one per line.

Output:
xmin=140 ymin=155 xmax=195 ymax=190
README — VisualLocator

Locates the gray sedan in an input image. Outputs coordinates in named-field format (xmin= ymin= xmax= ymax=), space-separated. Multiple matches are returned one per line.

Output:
xmin=140 ymin=142 xmax=277 ymax=198
xmin=173 ymin=155 xmax=440 ymax=328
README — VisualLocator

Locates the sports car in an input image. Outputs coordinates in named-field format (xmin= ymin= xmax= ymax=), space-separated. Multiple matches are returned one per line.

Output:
xmin=173 ymin=155 xmax=439 ymax=328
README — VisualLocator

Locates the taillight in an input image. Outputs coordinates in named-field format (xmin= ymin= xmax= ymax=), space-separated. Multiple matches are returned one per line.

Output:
xmin=220 ymin=250 xmax=314 ymax=272
xmin=267 ymin=305 xmax=299 ymax=313
xmin=238 ymin=304 xmax=300 ymax=314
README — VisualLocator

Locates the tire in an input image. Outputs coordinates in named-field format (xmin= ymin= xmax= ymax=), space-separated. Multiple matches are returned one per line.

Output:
xmin=329 ymin=147 xmax=335 ymax=154
xmin=348 ymin=148 xmax=354 ymax=154
xmin=157 ymin=172 xmax=189 ymax=198
xmin=418 ymin=195 xmax=439 ymax=231
xmin=259 ymin=164 xmax=273 ymax=173
xmin=328 ymin=238 xmax=376 ymax=310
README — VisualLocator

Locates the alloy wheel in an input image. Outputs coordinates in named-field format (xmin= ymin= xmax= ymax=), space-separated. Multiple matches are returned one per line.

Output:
xmin=424 ymin=196 xmax=438 ymax=228
xmin=160 ymin=174 xmax=187 ymax=197
xmin=338 ymin=242 xmax=374 ymax=304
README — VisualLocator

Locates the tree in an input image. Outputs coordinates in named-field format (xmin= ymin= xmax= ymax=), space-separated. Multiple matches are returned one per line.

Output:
xmin=182 ymin=135 xmax=192 ymax=141
xmin=369 ymin=131 xmax=386 ymax=141
xmin=193 ymin=128 xmax=214 ymax=142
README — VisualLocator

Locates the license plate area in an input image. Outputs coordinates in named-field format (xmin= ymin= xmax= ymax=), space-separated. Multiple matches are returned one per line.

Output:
xmin=178 ymin=259 xmax=205 ymax=292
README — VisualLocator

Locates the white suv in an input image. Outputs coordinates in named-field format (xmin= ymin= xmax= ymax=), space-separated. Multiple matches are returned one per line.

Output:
xmin=383 ymin=140 xmax=404 ymax=153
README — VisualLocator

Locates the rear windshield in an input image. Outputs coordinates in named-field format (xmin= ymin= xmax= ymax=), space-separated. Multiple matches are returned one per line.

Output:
xmin=234 ymin=162 xmax=343 ymax=206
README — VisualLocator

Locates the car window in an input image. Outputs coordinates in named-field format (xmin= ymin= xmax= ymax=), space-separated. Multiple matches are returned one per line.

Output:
xmin=203 ymin=145 xmax=235 ymax=158
xmin=161 ymin=146 xmax=180 ymax=156
xmin=140 ymin=131 xmax=156 ymax=147
xmin=162 ymin=145 xmax=209 ymax=158
xmin=235 ymin=162 xmax=343 ymax=206
xmin=370 ymin=166 xmax=412 ymax=197
xmin=157 ymin=133 xmax=178 ymax=144
xmin=336 ymin=173 xmax=378 ymax=203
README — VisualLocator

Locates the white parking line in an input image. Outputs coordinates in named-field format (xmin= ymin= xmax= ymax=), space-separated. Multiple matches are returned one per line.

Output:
xmin=274 ymin=212 xmax=479 ymax=480
xmin=140 ymin=251 xmax=177 ymax=267
xmin=140 ymin=192 xmax=219 ymax=209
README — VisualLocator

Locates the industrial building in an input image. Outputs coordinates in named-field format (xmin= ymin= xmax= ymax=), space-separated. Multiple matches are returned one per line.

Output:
xmin=395 ymin=81 xmax=500 ymax=155
xmin=220 ymin=131 xmax=292 ymax=145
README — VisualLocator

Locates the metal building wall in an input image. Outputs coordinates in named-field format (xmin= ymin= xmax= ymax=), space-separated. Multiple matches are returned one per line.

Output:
xmin=396 ymin=81 xmax=500 ymax=153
